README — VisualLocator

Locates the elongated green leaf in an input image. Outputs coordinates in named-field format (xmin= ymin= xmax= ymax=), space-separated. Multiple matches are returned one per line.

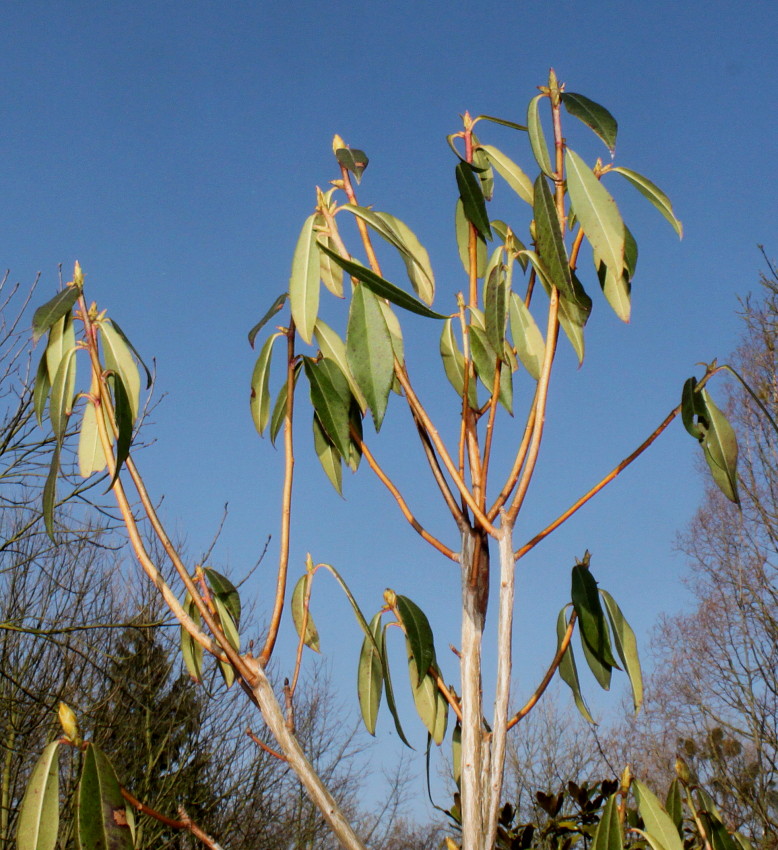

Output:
xmin=633 ymin=780 xmax=685 ymax=850
xmin=474 ymin=114 xmax=528 ymax=132
xmin=440 ymin=319 xmax=478 ymax=408
xmin=289 ymin=214 xmax=320 ymax=344
xmin=395 ymin=595 xmax=435 ymax=687
xmin=600 ymin=589 xmax=643 ymax=712
xmin=358 ymin=612 xmax=384 ymax=734
xmin=269 ymin=361 xmax=301 ymax=446
xmin=314 ymin=321 xmax=366 ymax=411
xmin=566 ymin=148 xmax=625 ymax=284
xmin=347 ymin=285 xmax=394 ymax=431
xmin=681 ymin=376 xmax=705 ymax=438
xmin=481 ymin=145 xmax=533 ymax=205
xmin=108 ymin=318 xmax=152 ymax=389
xmin=313 ymin=414 xmax=343 ymax=494
xmin=432 ymin=684 xmax=448 ymax=746
xmin=78 ymin=400 xmax=108 ymax=478
xmin=32 ymin=285 xmax=80 ymax=343
xmin=700 ymin=813 xmax=739 ymax=850
xmin=407 ymin=640 xmax=440 ymax=741
xmin=611 ymin=166 xmax=683 ymax=237
xmin=509 ymin=292 xmax=545 ymax=381
xmin=562 ymin=93 xmax=618 ymax=153
xmin=491 ymin=220 xmax=528 ymax=267
xmin=205 ymin=568 xmax=241 ymax=626
xmin=45 ymin=313 xmax=75 ymax=384
xmin=17 ymin=741 xmax=60 ymax=850
xmin=455 ymin=199 xmax=486 ymax=276
xmin=380 ymin=623 xmax=413 ymax=748
xmin=591 ymin=794 xmax=623 ymax=850
xmin=248 ymin=293 xmax=287 ymax=348
xmin=375 ymin=211 xmax=435 ymax=305
xmin=533 ymin=174 xmax=575 ymax=301
xmin=77 ymin=744 xmax=133 ymax=850
xmin=452 ymin=723 xmax=462 ymax=785
xmin=527 ymin=94 xmax=554 ymax=177
xmin=472 ymin=137 xmax=494 ymax=201
xmin=581 ymin=636 xmax=612 ymax=691
xmin=49 ymin=348 xmax=77 ymax=441
xmin=181 ymin=593 xmax=203 ymax=682
xmin=249 ymin=333 xmax=280 ymax=436
xmin=213 ymin=594 xmax=238 ymax=688
xmin=469 ymin=326 xmax=512 ymax=413
xmin=455 ymin=162 xmax=492 ymax=242
xmin=100 ymin=321 xmax=140 ymax=422
xmin=665 ymin=779 xmax=683 ymax=836
xmin=318 ymin=243 xmax=446 ymax=319
xmin=43 ymin=438 xmax=62 ymax=542
xmin=596 ymin=224 xmax=637 ymax=323
xmin=571 ymin=563 xmax=618 ymax=670
xmin=33 ymin=351 xmax=51 ymax=427
xmin=700 ymin=389 xmax=740 ymax=504
xmin=106 ymin=372 xmax=133 ymax=491
xmin=733 ymin=833 xmax=755 ymax=850
xmin=378 ymin=300 xmax=404 ymax=366
xmin=291 ymin=572 xmax=320 ymax=652
xmin=335 ymin=146 xmax=368 ymax=183
xmin=303 ymin=356 xmax=351 ymax=458
xmin=317 ymin=235 xmax=344 ymax=297
xmin=556 ymin=607 xmax=595 ymax=724
xmin=484 ymin=248 xmax=508 ymax=352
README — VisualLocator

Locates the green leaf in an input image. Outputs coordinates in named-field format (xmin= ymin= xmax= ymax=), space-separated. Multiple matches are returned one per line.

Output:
xmin=33 ymin=351 xmax=51 ymax=427
xmin=77 ymin=744 xmax=134 ymax=850
xmin=358 ymin=612 xmax=384 ymax=734
xmin=472 ymin=137 xmax=494 ymax=201
xmin=105 ymin=372 xmax=133 ymax=491
xmin=181 ymin=593 xmax=203 ymax=682
xmin=481 ymin=145 xmax=533 ymax=205
xmin=484 ymin=247 xmax=508 ymax=352
xmin=303 ymin=356 xmax=351 ymax=458
xmin=571 ymin=562 xmax=619 ymax=670
xmin=107 ymin=318 xmax=152 ymax=389
xmin=533 ymin=174 xmax=575 ymax=301
xmin=681 ymin=376 xmax=705 ymax=438
xmin=32 ymin=285 xmax=80 ymax=343
xmin=566 ymin=148 xmax=625 ymax=285
xmin=100 ymin=320 xmax=141 ymax=423
xmin=700 ymin=389 xmax=740 ymax=504
xmin=313 ymin=414 xmax=343 ymax=494
xmin=562 ymin=93 xmax=618 ymax=154
xmin=407 ymin=641 xmax=443 ymax=742
xmin=335 ymin=146 xmax=368 ymax=183
xmin=395 ymin=594 xmax=435 ymax=688
xmin=291 ymin=572 xmax=320 ymax=652
xmin=318 ymin=243 xmax=446 ymax=319
xmin=455 ymin=199 xmax=487 ymax=276
xmin=665 ymin=779 xmax=683 ymax=837
xmin=248 ymin=293 xmax=288 ymax=348
xmin=269 ymin=362 xmax=302 ymax=446
xmin=527 ymin=94 xmax=554 ymax=178
xmin=17 ymin=741 xmax=60 ymax=850
xmin=473 ymin=114 xmax=528 ymax=132
xmin=380 ymin=623 xmax=413 ymax=748
xmin=314 ymin=321 xmax=365 ymax=411
xmin=205 ymin=568 xmax=241 ymax=626
xmin=469 ymin=326 xmax=512 ymax=414
xmin=289 ymin=214 xmax=320 ymax=344
xmin=633 ymin=780 xmax=685 ymax=850
xmin=78 ymin=400 xmax=109 ymax=478
xmin=455 ymin=162 xmax=492 ymax=242
xmin=213 ymin=594 xmax=239 ymax=688
xmin=49 ymin=348 xmax=77 ymax=442
xmin=591 ymin=794 xmax=623 ymax=850
xmin=440 ymin=318 xmax=478 ymax=408
xmin=347 ymin=285 xmax=395 ymax=431
xmin=250 ymin=332 xmax=281 ymax=437
xmin=556 ymin=607 xmax=595 ymax=724
xmin=45 ymin=312 xmax=75 ymax=384
xmin=43 ymin=439 xmax=62 ymax=542
xmin=509 ymin=292 xmax=545 ymax=381
xmin=452 ymin=723 xmax=462 ymax=785
xmin=596 ymin=225 xmax=637 ymax=323
xmin=611 ymin=166 xmax=683 ymax=238
xmin=600 ymin=589 xmax=643 ymax=712
xmin=432 ymin=684 xmax=448 ymax=747
xmin=318 ymin=234 xmax=345 ymax=298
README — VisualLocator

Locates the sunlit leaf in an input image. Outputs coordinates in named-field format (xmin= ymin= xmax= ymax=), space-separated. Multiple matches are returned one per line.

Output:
xmin=49 ymin=348 xmax=77 ymax=442
xmin=318 ymin=235 xmax=345 ymax=298
xmin=611 ymin=166 xmax=683 ymax=237
xmin=472 ymin=136 xmax=494 ymax=201
xmin=474 ymin=114 xmax=528 ymax=132
xmin=455 ymin=162 xmax=492 ymax=242
xmin=432 ymin=684 xmax=448 ymax=747
xmin=107 ymin=318 xmax=152 ymax=389
xmin=533 ymin=174 xmax=575 ymax=301
xmin=556 ymin=607 xmax=595 ymax=724
xmin=32 ymin=285 xmax=80 ymax=343
xmin=289 ymin=214 xmax=320 ymax=344
xmin=213 ymin=595 xmax=239 ymax=688
xmin=633 ymin=780 xmax=685 ymax=850
xmin=100 ymin=320 xmax=141 ymax=423
xmin=250 ymin=332 xmax=282 ymax=436
xmin=181 ymin=593 xmax=203 ymax=682
xmin=335 ymin=146 xmax=369 ymax=183
xmin=699 ymin=389 xmax=740 ymax=504
xmin=469 ymin=326 xmax=512 ymax=413
xmin=17 ymin=741 xmax=60 ymax=850
xmin=527 ymin=94 xmax=554 ymax=177
xmin=291 ymin=572 xmax=320 ymax=652
xmin=591 ymin=794 xmax=622 ymax=850
xmin=358 ymin=612 xmax=384 ymax=734
xmin=78 ymin=400 xmax=108 ymax=478
xmin=562 ymin=93 xmax=618 ymax=154
xmin=248 ymin=293 xmax=287 ymax=348
xmin=455 ymin=199 xmax=487 ymax=276
xmin=509 ymin=292 xmax=545 ymax=381
xmin=45 ymin=313 xmax=75 ymax=384
xmin=313 ymin=414 xmax=343 ymax=494
xmin=314 ymin=320 xmax=366 ymax=411
xmin=407 ymin=640 xmax=441 ymax=741
xmin=440 ymin=318 xmax=478 ymax=408
xmin=395 ymin=594 xmax=435 ymax=688
xmin=33 ymin=351 xmax=51 ymax=427
xmin=481 ymin=145 xmax=533 ymax=205
xmin=600 ymin=589 xmax=642 ymax=712
xmin=77 ymin=744 xmax=133 ymax=850
xmin=484 ymin=247 xmax=508 ymax=352
xmin=375 ymin=211 xmax=435 ymax=305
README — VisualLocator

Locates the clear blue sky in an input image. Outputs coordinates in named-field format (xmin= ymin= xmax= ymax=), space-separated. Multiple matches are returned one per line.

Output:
xmin=4 ymin=0 xmax=777 ymax=816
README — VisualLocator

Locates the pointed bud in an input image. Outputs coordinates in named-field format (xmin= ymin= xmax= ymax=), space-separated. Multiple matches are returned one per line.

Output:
xmin=332 ymin=134 xmax=346 ymax=154
xmin=73 ymin=261 xmax=84 ymax=289
xmin=58 ymin=701 xmax=81 ymax=745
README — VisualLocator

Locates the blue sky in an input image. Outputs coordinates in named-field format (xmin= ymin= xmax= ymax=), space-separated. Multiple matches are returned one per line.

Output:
xmin=4 ymin=0 xmax=778 ymax=817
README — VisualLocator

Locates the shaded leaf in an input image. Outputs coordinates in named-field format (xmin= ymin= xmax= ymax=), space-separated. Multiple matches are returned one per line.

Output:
xmin=484 ymin=247 xmax=508 ymax=352
xmin=633 ymin=780 xmax=685 ymax=850
xmin=314 ymin=320 xmax=366 ymax=411
xmin=380 ymin=623 xmax=413 ymax=748
xmin=248 ymin=293 xmax=287 ymax=348
xmin=251 ymin=333 xmax=282 ymax=437
xmin=571 ymin=562 xmax=618 ymax=670
xmin=43 ymin=439 xmax=62 ymax=542
xmin=181 ymin=593 xmax=203 ymax=682
xmin=533 ymin=174 xmax=575 ymax=301
xmin=591 ymin=794 xmax=623 ymax=850
xmin=205 ymin=568 xmax=241 ymax=626
xmin=106 ymin=372 xmax=133 ymax=491
xmin=291 ymin=572 xmax=320 ymax=652
xmin=33 ymin=351 xmax=51 ymax=427
xmin=395 ymin=594 xmax=435 ymax=688
xmin=665 ymin=779 xmax=683 ymax=836
xmin=407 ymin=640 xmax=442 ymax=742
xmin=481 ymin=144 xmax=533 ymax=205
xmin=270 ymin=361 xmax=302 ymax=446
xmin=700 ymin=389 xmax=740 ymax=504
xmin=304 ymin=356 xmax=351 ymax=457
xmin=472 ymin=136 xmax=494 ymax=201
xmin=32 ymin=285 xmax=80 ymax=343
xmin=313 ymin=414 xmax=343 ymax=494
xmin=556 ymin=607 xmax=595 ymax=724
xmin=45 ymin=313 xmax=75 ymax=384
xmin=48 ymin=348 xmax=77 ymax=442
xmin=289 ymin=214 xmax=320 ymax=344
xmin=600 ymin=589 xmax=643 ymax=712
xmin=440 ymin=318 xmax=478 ymax=408
xmin=611 ymin=166 xmax=683 ymax=237
xmin=452 ymin=723 xmax=462 ymax=785
xmin=335 ymin=146 xmax=369 ymax=183
xmin=17 ymin=741 xmax=59 ymax=850
xmin=469 ymin=326 xmax=512 ymax=413
xmin=455 ymin=162 xmax=492 ymax=242
xmin=358 ymin=612 xmax=384 ymax=734
xmin=562 ymin=92 xmax=618 ymax=153
xmin=455 ymin=199 xmax=487 ymax=276
xmin=77 ymin=744 xmax=133 ymax=850
xmin=509 ymin=292 xmax=545 ymax=381
xmin=527 ymin=94 xmax=554 ymax=177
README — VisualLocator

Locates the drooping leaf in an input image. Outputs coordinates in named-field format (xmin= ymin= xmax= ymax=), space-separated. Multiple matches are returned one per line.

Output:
xmin=665 ymin=779 xmax=683 ymax=836
xmin=611 ymin=166 xmax=683 ymax=237
xmin=45 ymin=313 xmax=75 ymax=384
xmin=269 ymin=361 xmax=302 ymax=446
xmin=43 ymin=438 xmax=62 ymax=542
xmin=108 ymin=318 xmax=152 ymax=389
xmin=205 ymin=568 xmax=241 ymax=626
xmin=289 ymin=214 xmax=320 ymax=344
xmin=484 ymin=247 xmax=508 ymax=352
xmin=527 ymin=94 xmax=554 ymax=178
xmin=556 ymin=607 xmax=595 ymax=724
xmin=77 ymin=744 xmax=134 ymax=850
xmin=700 ymin=389 xmax=740 ymax=504
xmin=473 ymin=114 xmax=528 ymax=132
xmin=600 ymin=589 xmax=643 ymax=712
xmin=100 ymin=320 xmax=141 ymax=423
xmin=318 ymin=244 xmax=446 ymax=319
xmin=380 ymin=623 xmax=413 ymax=748
xmin=432 ymin=683 xmax=448 ymax=747
xmin=358 ymin=612 xmax=384 ymax=734
xmin=562 ymin=93 xmax=618 ymax=154
xmin=250 ymin=332 xmax=281 ymax=437
xmin=596 ymin=224 xmax=637 ymax=323
xmin=181 ymin=593 xmax=203 ymax=682
xmin=347 ymin=285 xmax=394 ymax=431
xmin=78 ymin=400 xmax=109 ymax=478
xmin=291 ymin=572 xmax=320 ymax=652
xmin=440 ymin=318 xmax=478 ymax=408
xmin=335 ymin=146 xmax=369 ymax=183
xmin=395 ymin=594 xmax=435 ymax=688
xmin=32 ymin=285 xmax=80 ymax=343
xmin=533 ymin=174 xmax=575 ymax=301
xmin=633 ymin=780 xmax=685 ymax=850
xmin=509 ymin=292 xmax=545 ymax=381
xmin=469 ymin=326 xmax=512 ymax=413
xmin=681 ymin=376 xmax=705 ymax=438
xmin=375 ymin=211 xmax=435 ymax=305
xmin=17 ymin=741 xmax=60 ymax=850
xmin=317 ymin=235 xmax=345 ymax=298
xmin=248 ymin=293 xmax=287 ymax=348
xmin=591 ymin=794 xmax=623 ymax=850
xmin=471 ymin=137 xmax=494 ymax=201
xmin=106 ymin=372 xmax=132 ymax=490
xmin=455 ymin=199 xmax=487 ymax=277
xmin=566 ymin=148 xmax=625 ymax=285
xmin=314 ymin=320 xmax=366 ymax=411
xmin=213 ymin=594 xmax=239 ymax=688
xmin=407 ymin=640 xmax=442 ymax=742
xmin=455 ymin=162 xmax=492 ymax=242
xmin=491 ymin=220 xmax=528 ymax=268
xmin=571 ymin=562 xmax=619 ymax=670
xmin=313 ymin=414 xmax=343 ymax=494
xmin=33 ymin=351 xmax=51 ymax=427
xmin=481 ymin=145 xmax=533 ymax=205
xmin=452 ymin=723 xmax=462 ymax=785
xmin=303 ymin=356 xmax=351 ymax=459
